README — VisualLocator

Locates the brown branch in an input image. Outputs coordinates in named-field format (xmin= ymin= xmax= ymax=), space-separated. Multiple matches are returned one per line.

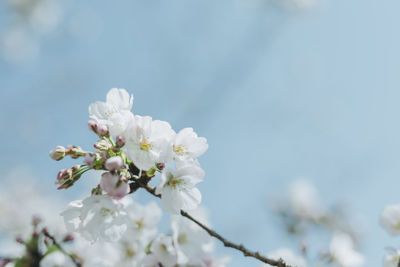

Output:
xmin=133 ymin=178 xmax=290 ymax=267
xmin=43 ymin=231 xmax=82 ymax=267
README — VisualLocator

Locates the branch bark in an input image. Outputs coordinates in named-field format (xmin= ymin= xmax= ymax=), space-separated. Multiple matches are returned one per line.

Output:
xmin=129 ymin=177 xmax=291 ymax=267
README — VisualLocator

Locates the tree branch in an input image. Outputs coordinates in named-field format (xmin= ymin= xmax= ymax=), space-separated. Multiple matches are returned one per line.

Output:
xmin=130 ymin=177 xmax=290 ymax=267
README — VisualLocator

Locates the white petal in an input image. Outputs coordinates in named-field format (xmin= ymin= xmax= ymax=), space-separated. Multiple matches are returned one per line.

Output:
xmin=106 ymin=88 xmax=133 ymax=111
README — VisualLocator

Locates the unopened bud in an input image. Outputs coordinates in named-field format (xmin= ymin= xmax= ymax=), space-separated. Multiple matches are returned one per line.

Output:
xmin=100 ymin=172 xmax=129 ymax=200
xmin=66 ymin=146 xmax=86 ymax=159
xmin=105 ymin=156 xmax=124 ymax=171
xmin=156 ymin=163 xmax=165 ymax=171
xmin=56 ymin=165 xmax=85 ymax=190
xmin=56 ymin=169 xmax=72 ymax=185
xmin=116 ymin=136 xmax=125 ymax=147
xmin=63 ymin=234 xmax=74 ymax=242
xmin=49 ymin=146 xmax=65 ymax=161
xmin=97 ymin=124 xmax=109 ymax=136
xmin=32 ymin=215 xmax=42 ymax=226
xmin=84 ymin=153 xmax=96 ymax=167
xmin=0 ymin=257 xmax=12 ymax=266
xmin=15 ymin=237 xmax=24 ymax=244
xmin=88 ymin=120 xmax=98 ymax=133
xmin=94 ymin=140 xmax=111 ymax=151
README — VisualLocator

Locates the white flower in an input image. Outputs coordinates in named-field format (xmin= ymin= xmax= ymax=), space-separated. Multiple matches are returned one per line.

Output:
xmin=383 ymin=248 xmax=400 ymax=267
xmin=40 ymin=251 xmax=75 ymax=267
xmin=123 ymin=200 xmax=162 ymax=245
xmin=100 ymin=172 xmax=130 ymax=200
xmin=115 ymin=240 xmax=146 ymax=267
xmin=148 ymin=234 xmax=178 ymax=267
xmin=156 ymin=161 xmax=205 ymax=214
xmin=264 ymin=248 xmax=307 ymax=267
xmin=60 ymin=195 xmax=129 ymax=242
xmin=172 ymin=128 xmax=208 ymax=160
xmin=197 ymin=254 xmax=231 ymax=267
xmin=171 ymin=214 xmax=212 ymax=265
xmin=125 ymin=115 xmax=175 ymax=170
xmin=329 ymin=232 xmax=364 ymax=267
xmin=381 ymin=204 xmax=400 ymax=236
xmin=89 ymin=88 xmax=134 ymax=137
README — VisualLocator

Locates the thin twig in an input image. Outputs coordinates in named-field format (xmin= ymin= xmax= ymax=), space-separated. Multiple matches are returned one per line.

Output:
xmin=43 ymin=231 xmax=82 ymax=267
xmin=133 ymin=178 xmax=290 ymax=267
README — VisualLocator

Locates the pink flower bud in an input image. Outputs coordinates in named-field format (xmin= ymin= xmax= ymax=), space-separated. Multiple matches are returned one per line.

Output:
xmin=105 ymin=156 xmax=124 ymax=171
xmin=56 ymin=165 xmax=84 ymax=190
xmin=156 ymin=163 xmax=165 ymax=171
xmin=94 ymin=140 xmax=111 ymax=151
xmin=49 ymin=146 xmax=65 ymax=161
xmin=100 ymin=172 xmax=129 ymax=200
xmin=97 ymin=124 xmax=109 ymax=136
xmin=63 ymin=234 xmax=74 ymax=242
xmin=84 ymin=154 xmax=96 ymax=167
xmin=88 ymin=120 xmax=98 ymax=133
xmin=116 ymin=136 xmax=125 ymax=147
xmin=56 ymin=169 xmax=72 ymax=185
xmin=66 ymin=146 xmax=86 ymax=159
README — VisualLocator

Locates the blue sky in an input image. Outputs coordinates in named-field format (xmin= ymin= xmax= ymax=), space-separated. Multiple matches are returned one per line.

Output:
xmin=1 ymin=0 xmax=400 ymax=266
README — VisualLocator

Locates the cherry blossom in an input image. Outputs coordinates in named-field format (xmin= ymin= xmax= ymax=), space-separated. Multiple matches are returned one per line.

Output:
xmin=156 ymin=160 xmax=205 ymax=214
xmin=381 ymin=204 xmax=400 ymax=236
xmin=125 ymin=115 xmax=175 ymax=170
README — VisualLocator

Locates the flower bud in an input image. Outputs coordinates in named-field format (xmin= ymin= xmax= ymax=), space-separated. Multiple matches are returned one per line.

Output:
xmin=156 ymin=163 xmax=165 ymax=171
xmin=116 ymin=136 xmax=125 ymax=147
xmin=56 ymin=165 xmax=85 ymax=190
xmin=88 ymin=120 xmax=98 ymax=133
xmin=100 ymin=172 xmax=129 ymax=200
xmin=94 ymin=140 xmax=111 ymax=151
xmin=56 ymin=168 xmax=72 ymax=185
xmin=84 ymin=153 xmax=96 ymax=167
xmin=63 ymin=234 xmax=74 ymax=242
xmin=97 ymin=124 xmax=109 ymax=136
xmin=66 ymin=146 xmax=86 ymax=159
xmin=49 ymin=146 xmax=65 ymax=161
xmin=0 ymin=257 xmax=12 ymax=266
xmin=32 ymin=215 xmax=42 ymax=226
xmin=105 ymin=156 xmax=124 ymax=171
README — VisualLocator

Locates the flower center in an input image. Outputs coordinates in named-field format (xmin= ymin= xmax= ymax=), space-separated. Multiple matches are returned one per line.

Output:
xmin=140 ymin=139 xmax=152 ymax=151
xmin=173 ymin=144 xmax=188 ymax=156
xmin=178 ymin=234 xmax=187 ymax=244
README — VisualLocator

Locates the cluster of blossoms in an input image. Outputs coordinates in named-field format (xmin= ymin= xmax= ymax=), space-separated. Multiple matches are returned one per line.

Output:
xmin=380 ymin=204 xmax=400 ymax=266
xmin=268 ymin=180 xmax=364 ymax=267
xmin=48 ymin=88 xmax=228 ymax=266
xmin=51 ymin=88 xmax=207 ymax=213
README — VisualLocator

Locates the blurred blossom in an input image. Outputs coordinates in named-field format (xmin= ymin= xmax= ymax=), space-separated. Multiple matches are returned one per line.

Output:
xmin=383 ymin=248 xmax=400 ymax=267
xmin=329 ymin=232 xmax=364 ymax=267
xmin=289 ymin=179 xmax=324 ymax=220
xmin=29 ymin=0 xmax=61 ymax=33
xmin=2 ymin=0 xmax=62 ymax=63
xmin=264 ymin=248 xmax=307 ymax=267
xmin=278 ymin=0 xmax=316 ymax=10
xmin=1 ymin=26 xmax=39 ymax=63
xmin=0 ymin=167 xmax=64 ymax=237
xmin=380 ymin=203 xmax=400 ymax=236
xmin=40 ymin=251 xmax=75 ymax=267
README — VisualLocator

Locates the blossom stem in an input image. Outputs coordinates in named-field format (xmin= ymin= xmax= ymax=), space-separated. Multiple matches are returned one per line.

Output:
xmin=43 ymin=231 xmax=82 ymax=267
xmin=130 ymin=175 xmax=290 ymax=267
